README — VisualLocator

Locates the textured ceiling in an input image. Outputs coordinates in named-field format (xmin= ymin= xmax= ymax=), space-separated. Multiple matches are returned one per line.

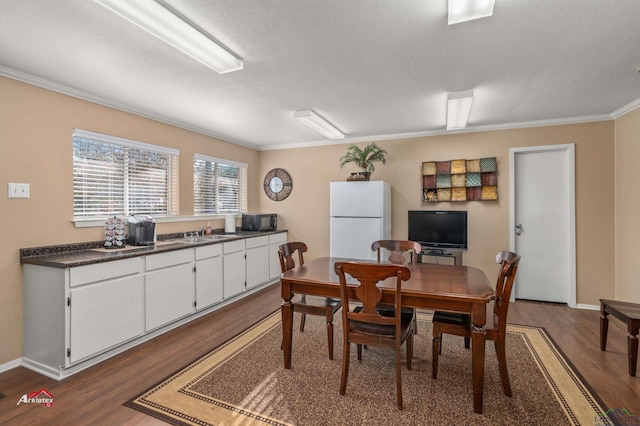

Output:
xmin=1 ymin=0 xmax=639 ymax=150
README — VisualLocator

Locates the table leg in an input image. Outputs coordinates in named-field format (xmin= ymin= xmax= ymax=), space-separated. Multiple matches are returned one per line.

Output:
xmin=282 ymin=300 xmax=293 ymax=369
xmin=600 ymin=307 xmax=609 ymax=351
xmin=470 ymin=304 xmax=487 ymax=414
xmin=628 ymin=322 xmax=639 ymax=377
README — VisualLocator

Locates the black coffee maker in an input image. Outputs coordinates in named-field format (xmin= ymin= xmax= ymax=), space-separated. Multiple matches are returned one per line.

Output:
xmin=128 ymin=216 xmax=156 ymax=246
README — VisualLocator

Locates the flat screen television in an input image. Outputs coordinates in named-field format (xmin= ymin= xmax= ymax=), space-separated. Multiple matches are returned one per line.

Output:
xmin=408 ymin=210 xmax=468 ymax=252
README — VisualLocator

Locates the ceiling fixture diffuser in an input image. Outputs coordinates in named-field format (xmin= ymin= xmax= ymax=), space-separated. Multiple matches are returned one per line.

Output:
xmin=448 ymin=0 xmax=496 ymax=25
xmin=447 ymin=90 xmax=474 ymax=130
xmin=95 ymin=0 xmax=243 ymax=74
xmin=293 ymin=110 xmax=345 ymax=140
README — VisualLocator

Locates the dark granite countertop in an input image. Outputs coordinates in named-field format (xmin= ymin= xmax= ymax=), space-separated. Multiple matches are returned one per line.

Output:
xmin=20 ymin=229 xmax=286 ymax=269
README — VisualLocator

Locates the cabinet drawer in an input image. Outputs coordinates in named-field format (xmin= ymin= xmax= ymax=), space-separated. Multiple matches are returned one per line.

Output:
xmin=195 ymin=244 xmax=223 ymax=260
xmin=146 ymin=248 xmax=193 ymax=271
xmin=245 ymin=236 xmax=269 ymax=249
xmin=223 ymin=239 xmax=245 ymax=254
xmin=269 ymin=232 xmax=287 ymax=245
xmin=70 ymin=257 xmax=142 ymax=287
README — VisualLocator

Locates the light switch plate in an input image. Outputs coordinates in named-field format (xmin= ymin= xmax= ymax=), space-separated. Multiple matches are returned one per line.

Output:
xmin=8 ymin=183 xmax=30 ymax=199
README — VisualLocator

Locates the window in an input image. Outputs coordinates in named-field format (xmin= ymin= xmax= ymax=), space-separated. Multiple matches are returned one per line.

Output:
xmin=73 ymin=129 xmax=179 ymax=219
xmin=194 ymin=154 xmax=247 ymax=214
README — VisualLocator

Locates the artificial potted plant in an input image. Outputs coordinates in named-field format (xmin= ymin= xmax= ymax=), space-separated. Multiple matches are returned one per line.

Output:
xmin=339 ymin=143 xmax=388 ymax=181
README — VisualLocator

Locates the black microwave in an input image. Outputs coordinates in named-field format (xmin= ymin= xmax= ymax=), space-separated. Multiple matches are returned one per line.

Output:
xmin=241 ymin=214 xmax=277 ymax=231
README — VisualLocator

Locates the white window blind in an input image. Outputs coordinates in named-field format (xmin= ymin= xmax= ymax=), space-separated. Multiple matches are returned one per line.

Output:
xmin=73 ymin=129 xmax=179 ymax=219
xmin=194 ymin=154 xmax=247 ymax=214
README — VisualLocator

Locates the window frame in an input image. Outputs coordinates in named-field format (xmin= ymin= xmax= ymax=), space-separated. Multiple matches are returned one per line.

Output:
xmin=72 ymin=128 xmax=179 ymax=223
xmin=193 ymin=153 xmax=248 ymax=215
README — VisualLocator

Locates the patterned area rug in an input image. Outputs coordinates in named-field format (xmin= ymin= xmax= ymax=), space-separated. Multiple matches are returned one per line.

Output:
xmin=125 ymin=312 xmax=611 ymax=425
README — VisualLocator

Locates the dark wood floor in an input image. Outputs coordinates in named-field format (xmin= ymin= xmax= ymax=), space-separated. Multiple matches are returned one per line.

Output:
xmin=0 ymin=284 xmax=638 ymax=424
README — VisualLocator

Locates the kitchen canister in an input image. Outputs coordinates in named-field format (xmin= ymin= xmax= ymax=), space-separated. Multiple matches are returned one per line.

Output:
xmin=225 ymin=214 xmax=236 ymax=234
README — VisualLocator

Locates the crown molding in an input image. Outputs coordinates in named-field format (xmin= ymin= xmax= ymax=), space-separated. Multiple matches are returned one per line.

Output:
xmin=0 ymin=65 xmax=259 ymax=151
xmin=3 ymin=65 xmax=637 ymax=152
xmin=611 ymin=97 xmax=640 ymax=119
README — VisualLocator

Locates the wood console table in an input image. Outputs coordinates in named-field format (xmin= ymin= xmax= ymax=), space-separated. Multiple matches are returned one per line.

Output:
xmin=600 ymin=299 xmax=640 ymax=376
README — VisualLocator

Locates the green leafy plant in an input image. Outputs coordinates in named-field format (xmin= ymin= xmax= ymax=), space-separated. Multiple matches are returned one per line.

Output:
xmin=339 ymin=143 xmax=388 ymax=172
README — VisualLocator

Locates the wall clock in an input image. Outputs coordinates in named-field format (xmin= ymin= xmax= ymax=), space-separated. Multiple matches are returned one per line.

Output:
xmin=264 ymin=168 xmax=293 ymax=201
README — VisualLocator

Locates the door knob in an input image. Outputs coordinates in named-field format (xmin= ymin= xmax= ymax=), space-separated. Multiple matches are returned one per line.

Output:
xmin=515 ymin=223 xmax=524 ymax=236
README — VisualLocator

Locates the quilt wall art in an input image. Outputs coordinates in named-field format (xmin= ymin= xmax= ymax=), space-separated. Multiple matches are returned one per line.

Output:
xmin=422 ymin=157 xmax=497 ymax=202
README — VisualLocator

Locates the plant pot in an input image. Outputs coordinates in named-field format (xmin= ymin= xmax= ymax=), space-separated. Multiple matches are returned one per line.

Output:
xmin=358 ymin=171 xmax=371 ymax=181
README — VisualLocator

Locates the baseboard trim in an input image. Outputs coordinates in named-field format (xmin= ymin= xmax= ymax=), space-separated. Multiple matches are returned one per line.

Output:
xmin=0 ymin=358 xmax=22 ymax=374
xmin=576 ymin=303 xmax=600 ymax=311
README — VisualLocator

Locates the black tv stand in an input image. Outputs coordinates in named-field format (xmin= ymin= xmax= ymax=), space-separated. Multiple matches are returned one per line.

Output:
xmin=418 ymin=249 xmax=463 ymax=266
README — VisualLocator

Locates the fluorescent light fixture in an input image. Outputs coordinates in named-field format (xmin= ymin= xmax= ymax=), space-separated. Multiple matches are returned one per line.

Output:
xmin=95 ymin=0 xmax=243 ymax=74
xmin=447 ymin=90 xmax=474 ymax=130
xmin=448 ymin=0 xmax=496 ymax=25
xmin=293 ymin=110 xmax=345 ymax=140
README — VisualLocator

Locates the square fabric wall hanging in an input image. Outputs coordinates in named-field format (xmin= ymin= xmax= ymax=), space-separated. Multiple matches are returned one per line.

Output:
xmin=422 ymin=157 xmax=497 ymax=202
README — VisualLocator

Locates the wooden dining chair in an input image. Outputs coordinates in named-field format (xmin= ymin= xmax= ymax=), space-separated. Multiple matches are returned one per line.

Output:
xmin=431 ymin=251 xmax=521 ymax=397
xmin=372 ymin=240 xmax=422 ymax=334
xmin=334 ymin=261 xmax=415 ymax=410
xmin=279 ymin=242 xmax=342 ymax=360
xmin=371 ymin=240 xmax=423 ymax=267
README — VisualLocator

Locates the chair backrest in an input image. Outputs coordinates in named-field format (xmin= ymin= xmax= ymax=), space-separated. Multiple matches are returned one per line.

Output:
xmin=493 ymin=251 xmax=521 ymax=332
xmin=278 ymin=242 xmax=307 ymax=273
xmin=334 ymin=261 xmax=411 ymax=332
xmin=371 ymin=240 xmax=422 ymax=266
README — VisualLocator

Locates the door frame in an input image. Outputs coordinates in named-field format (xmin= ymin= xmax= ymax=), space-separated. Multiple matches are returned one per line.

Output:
xmin=509 ymin=144 xmax=576 ymax=308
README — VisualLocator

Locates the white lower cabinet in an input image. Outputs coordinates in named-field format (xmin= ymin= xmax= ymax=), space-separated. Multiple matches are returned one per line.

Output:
xmin=269 ymin=232 xmax=288 ymax=279
xmin=22 ymin=231 xmax=287 ymax=380
xmin=70 ymin=274 xmax=144 ymax=363
xmin=195 ymin=245 xmax=223 ymax=310
xmin=223 ymin=239 xmax=246 ymax=298
xmin=246 ymin=236 xmax=270 ymax=289
xmin=145 ymin=249 xmax=195 ymax=331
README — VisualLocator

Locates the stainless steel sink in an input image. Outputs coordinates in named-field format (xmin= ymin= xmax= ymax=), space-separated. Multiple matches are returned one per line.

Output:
xmin=170 ymin=237 xmax=210 ymax=244
xmin=205 ymin=234 xmax=234 ymax=240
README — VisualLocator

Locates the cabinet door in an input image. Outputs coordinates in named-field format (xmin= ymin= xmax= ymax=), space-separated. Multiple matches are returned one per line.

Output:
xmin=246 ymin=245 xmax=270 ymax=289
xmin=223 ymin=250 xmax=245 ymax=298
xmin=69 ymin=275 xmax=144 ymax=363
xmin=269 ymin=233 xmax=288 ymax=279
xmin=195 ymin=256 xmax=223 ymax=310
xmin=145 ymin=263 xmax=195 ymax=331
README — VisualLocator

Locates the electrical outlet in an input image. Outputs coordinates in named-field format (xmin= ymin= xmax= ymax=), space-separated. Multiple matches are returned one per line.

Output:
xmin=8 ymin=183 xmax=30 ymax=199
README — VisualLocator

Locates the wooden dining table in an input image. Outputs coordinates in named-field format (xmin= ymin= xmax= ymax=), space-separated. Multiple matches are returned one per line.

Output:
xmin=280 ymin=257 xmax=495 ymax=414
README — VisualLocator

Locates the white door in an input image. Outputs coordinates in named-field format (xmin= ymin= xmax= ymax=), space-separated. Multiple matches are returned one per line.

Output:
xmin=510 ymin=144 xmax=576 ymax=306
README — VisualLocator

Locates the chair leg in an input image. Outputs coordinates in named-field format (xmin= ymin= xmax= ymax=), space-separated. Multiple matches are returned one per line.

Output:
xmin=464 ymin=337 xmax=470 ymax=349
xmin=432 ymin=327 xmax=441 ymax=379
xmin=326 ymin=320 xmax=334 ymax=360
xmin=299 ymin=313 xmax=307 ymax=332
xmin=406 ymin=332 xmax=413 ymax=370
xmin=340 ymin=341 xmax=350 ymax=396
xmin=357 ymin=344 xmax=363 ymax=361
xmin=495 ymin=338 xmax=512 ymax=397
xmin=396 ymin=343 xmax=404 ymax=410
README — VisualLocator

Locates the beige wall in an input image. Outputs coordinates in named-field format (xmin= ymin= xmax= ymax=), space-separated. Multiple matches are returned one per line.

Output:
xmin=615 ymin=107 xmax=640 ymax=303
xmin=1 ymin=75 xmax=635 ymax=367
xmin=0 ymin=77 xmax=261 ymax=364
xmin=260 ymin=122 xmax=617 ymax=307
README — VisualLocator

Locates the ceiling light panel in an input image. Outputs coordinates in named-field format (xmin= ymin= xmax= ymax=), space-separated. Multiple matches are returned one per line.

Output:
xmin=447 ymin=90 xmax=474 ymax=130
xmin=293 ymin=110 xmax=345 ymax=140
xmin=95 ymin=0 xmax=243 ymax=74
xmin=448 ymin=0 xmax=496 ymax=25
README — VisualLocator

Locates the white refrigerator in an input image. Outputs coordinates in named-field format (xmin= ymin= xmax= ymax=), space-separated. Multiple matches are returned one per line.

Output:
xmin=330 ymin=181 xmax=391 ymax=260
